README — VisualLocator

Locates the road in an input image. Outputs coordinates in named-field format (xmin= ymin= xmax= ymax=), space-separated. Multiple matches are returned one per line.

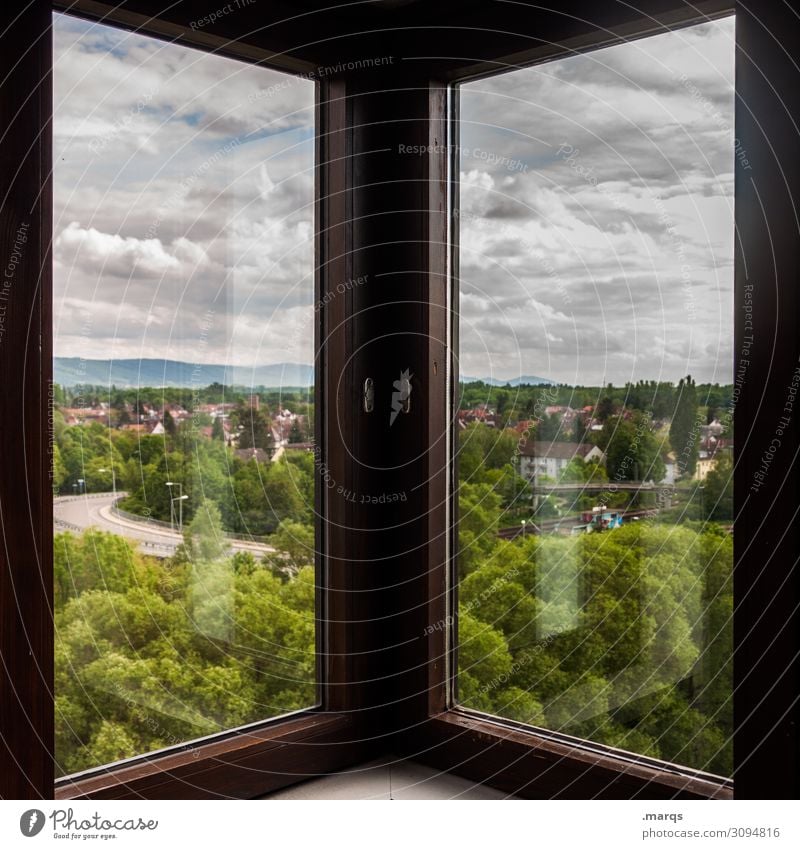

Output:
xmin=53 ymin=493 xmax=275 ymax=559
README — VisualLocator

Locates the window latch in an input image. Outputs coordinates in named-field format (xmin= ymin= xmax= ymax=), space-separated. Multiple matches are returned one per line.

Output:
xmin=363 ymin=377 xmax=374 ymax=413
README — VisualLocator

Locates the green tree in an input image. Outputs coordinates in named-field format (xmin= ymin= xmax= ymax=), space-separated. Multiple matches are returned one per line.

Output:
xmin=184 ymin=498 xmax=229 ymax=564
xmin=237 ymin=405 xmax=273 ymax=452
xmin=702 ymin=452 xmax=733 ymax=521
xmin=670 ymin=375 xmax=699 ymax=477
xmin=602 ymin=414 xmax=666 ymax=483
xmin=163 ymin=409 xmax=177 ymax=437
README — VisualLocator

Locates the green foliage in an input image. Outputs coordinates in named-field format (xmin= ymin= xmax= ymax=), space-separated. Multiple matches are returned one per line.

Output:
xmin=457 ymin=423 xmax=520 ymax=481
xmin=53 ymin=527 xmax=316 ymax=777
xmin=601 ymin=414 xmax=666 ymax=483
xmin=670 ymin=375 xmax=700 ymax=477
xmin=702 ymin=452 xmax=733 ymax=521
xmin=235 ymin=404 xmax=273 ymax=452
xmin=457 ymin=514 xmax=733 ymax=777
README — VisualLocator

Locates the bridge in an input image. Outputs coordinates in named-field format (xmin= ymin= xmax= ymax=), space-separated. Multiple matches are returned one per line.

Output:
xmin=532 ymin=481 xmax=661 ymax=494
xmin=53 ymin=493 xmax=275 ymax=559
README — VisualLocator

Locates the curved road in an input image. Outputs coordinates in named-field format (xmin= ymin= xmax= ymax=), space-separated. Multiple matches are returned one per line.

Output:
xmin=54 ymin=493 xmax=274 ymax=559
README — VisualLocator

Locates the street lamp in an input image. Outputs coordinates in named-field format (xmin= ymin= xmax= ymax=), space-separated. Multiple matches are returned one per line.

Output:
xmin=166 ymin=481 xmax=187 ymax=532
xmin=77 ymin=478 xmax=85 ymax=494
xmin=171 ymin=495 xmax=188 ymax=533
xmin=521 ymin=518 xmax=526 ymax=539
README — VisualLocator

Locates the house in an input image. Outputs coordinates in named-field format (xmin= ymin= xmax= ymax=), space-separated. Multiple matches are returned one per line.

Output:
xmin=694 ymin=436 xmax=733 ymax=481
xmin=516 ymin=440 xmax=605 ymax=484
xmin=234 ymin=447 xmax=270 ymax=464
xmin=457 ymin=405 xmax=501 ymax=428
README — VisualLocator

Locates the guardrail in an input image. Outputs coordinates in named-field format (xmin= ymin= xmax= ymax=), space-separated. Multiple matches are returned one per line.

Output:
xmin=54 ymin=492 xmax=273 ymax=548
xmin=110 ymin=498 xmax=273 ymax=546
xmin=54 ymin=492 xmax=121 ymax=503
xmin=54 ymin=519 xmax=84 ymax=533
xmin=110 ymin=501 xmax=174 ymax=531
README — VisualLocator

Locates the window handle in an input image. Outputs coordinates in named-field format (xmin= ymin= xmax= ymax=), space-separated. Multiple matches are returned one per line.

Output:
xmin=363 ymin=377 xmax=374 ymax=413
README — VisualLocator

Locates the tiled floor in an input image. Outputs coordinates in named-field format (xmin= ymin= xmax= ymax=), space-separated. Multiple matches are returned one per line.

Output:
xmin=263 ymin=756 xmax=511 ymax=800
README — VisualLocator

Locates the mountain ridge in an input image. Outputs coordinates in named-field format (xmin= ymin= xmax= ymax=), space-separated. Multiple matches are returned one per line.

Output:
xmin=54 ymin=358 xmax=555 ymax=388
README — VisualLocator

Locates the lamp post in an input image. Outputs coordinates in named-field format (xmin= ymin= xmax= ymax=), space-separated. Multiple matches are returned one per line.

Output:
xmin=170 ymin=495 xmax=188 ymax=532
xmin=521 ymin=518 xmax=526 ymax=539
xmin=166 ymin=481 xmax=187 ymax=532
xmin=77 ymin=478 xmax=85 ymax=494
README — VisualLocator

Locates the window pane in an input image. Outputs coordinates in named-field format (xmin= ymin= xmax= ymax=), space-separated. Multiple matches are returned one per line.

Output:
xmin=456 ymin=17 xmax=735 ymax=777
xmin=52 ymin=14 xmax=316 ymax=776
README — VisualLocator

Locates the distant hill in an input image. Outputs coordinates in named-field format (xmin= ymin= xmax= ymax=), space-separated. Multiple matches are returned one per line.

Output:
xmin=460 ymin=374 xmax=554 ymax=387
xmin=54 ymin=358 xmax=314 ymax=388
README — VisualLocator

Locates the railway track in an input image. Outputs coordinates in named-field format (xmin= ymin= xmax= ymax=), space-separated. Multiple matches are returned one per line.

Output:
xmin=497 ymin=508 xmax=659 ymax=540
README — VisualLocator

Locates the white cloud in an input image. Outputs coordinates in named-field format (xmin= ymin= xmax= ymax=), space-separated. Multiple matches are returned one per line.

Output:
xmin=458 ymin=15 xmax=736 ymax=384
xmin=53 ymin=12 xmax=315 ymax=366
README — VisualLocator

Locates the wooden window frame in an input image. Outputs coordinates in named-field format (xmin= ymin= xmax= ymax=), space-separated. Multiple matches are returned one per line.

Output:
xmin=1 ymin=0 xmax=797 ymax=800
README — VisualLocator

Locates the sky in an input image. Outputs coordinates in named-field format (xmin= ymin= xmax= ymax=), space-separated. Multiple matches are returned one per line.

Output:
xmin=459 ymin=15 xmax=735 ymax=385
xmin=53 ymin=13 xmax=735 ymax=386
xmin=53 ymin=12 xmax=315 ymax=368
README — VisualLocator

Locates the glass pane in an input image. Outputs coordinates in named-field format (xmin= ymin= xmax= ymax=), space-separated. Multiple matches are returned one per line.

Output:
xmin=456 ymin=17 xmax=735 ymax=777
xmin=52 ymin=13 xmax=316 ymax=776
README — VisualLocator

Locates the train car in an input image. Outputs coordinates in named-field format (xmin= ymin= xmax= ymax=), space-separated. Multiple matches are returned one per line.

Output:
xmin=572 ymin=507 xmax=623 ymax=534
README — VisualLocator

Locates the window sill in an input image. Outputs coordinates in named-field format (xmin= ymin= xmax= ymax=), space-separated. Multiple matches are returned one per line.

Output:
xmin=407 ymin=710 xmax=733 ymax=799
xmin=54 ymin=712 xmax=369 ymax=800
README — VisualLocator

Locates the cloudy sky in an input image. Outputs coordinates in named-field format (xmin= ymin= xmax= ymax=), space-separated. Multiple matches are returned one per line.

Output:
xmin=53 ymin=12 xmax=315 ymax=368
xmin=459 ymin=15 xmax=735 ymax=385
xmin=54 ymin=13 xmax=735 ymax=386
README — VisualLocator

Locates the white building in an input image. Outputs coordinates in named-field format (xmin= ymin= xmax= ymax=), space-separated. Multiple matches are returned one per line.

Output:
xmin=517 ymin=440 xmax=605 ymax=484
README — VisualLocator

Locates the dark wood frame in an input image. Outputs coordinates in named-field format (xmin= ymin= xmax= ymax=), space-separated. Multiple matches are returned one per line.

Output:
xmin=1 ymin=0 xmax=798 ymax=800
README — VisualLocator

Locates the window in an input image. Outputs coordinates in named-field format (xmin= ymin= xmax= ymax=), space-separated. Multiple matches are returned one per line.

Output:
xmin=52 ymin=13 xmax=317 ymax=776
xmin=454 ymin=18 xmax=735 ymax=777
xmin=1 ymin=0 xmax=797 ymax=802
